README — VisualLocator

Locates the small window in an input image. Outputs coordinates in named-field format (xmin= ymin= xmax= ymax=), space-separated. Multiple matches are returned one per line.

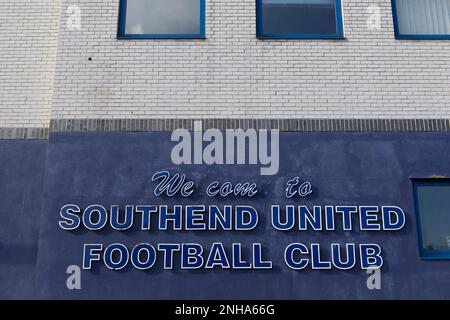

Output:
xmin=118 ymin=0 xmax=205 ymax=39
xmin=412 ymin=179 xmax=450 ymax=259
xmin=392 ymin=0 xmax=450 ymax=39
xmin=256 ymin=0 xmax=344 ymax=39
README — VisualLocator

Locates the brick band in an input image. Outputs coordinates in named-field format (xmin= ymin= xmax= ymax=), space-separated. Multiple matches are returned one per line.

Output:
xmin=49 ymin=118 xmax=449 ymax=133
xmin=1 ymin=118 xmax=449 ymax=139
xmin=0 ymin=127 xmax=49 ymax=140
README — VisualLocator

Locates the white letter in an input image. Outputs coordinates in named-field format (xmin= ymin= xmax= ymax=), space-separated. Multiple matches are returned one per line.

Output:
xmin=226 ymin=129 xmax=258 ymax=165
xmin=171 ymin=129 xmax=192 ymax=165
xmin=259 ymin=130 xmax=279 ymax=176
xmin=366 ymin=268 xmax=381 ymax=290
xmin=203 ymin=129 xmax=224 ymax=165
xmin=67 ymin=6 xmax=82 ymax=31
xmin=367 ymin=5 xmax=381 ymax=31
xmin=193 ymin=121 xmax=203 ymax=165
xmin=66 ymin=265 xmax=81 ymax=290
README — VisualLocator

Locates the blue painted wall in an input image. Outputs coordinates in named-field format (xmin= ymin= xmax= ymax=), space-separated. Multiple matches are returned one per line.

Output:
xmin=1 ymin=132 xmax=450 ymax=299
xmin=0 ymin=140 xmax=47 ymax=299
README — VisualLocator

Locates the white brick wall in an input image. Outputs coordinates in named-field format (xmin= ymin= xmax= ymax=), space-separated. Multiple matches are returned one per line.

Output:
xmin=2 ymin=0 xmax=450 ymax=127
xmin=50 ymin=0 xmax=450 ymax=119
xmin=0 ymin=0 xmax=61 ymax=128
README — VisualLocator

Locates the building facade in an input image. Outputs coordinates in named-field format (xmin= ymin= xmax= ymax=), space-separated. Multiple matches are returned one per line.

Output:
xmin=0 ymin=0 xmax=449 ymax=299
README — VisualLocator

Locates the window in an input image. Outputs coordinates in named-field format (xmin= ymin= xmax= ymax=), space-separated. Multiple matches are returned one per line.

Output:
xmin=412 ymin=179 xmax=450 ymax=259
xmin=256 ymin=0 xmax=344 ymax=39
xmin=118 ymin=0 xmax=205 ymax=39
xmin=392 ymin=0 xmax=450 ymax=39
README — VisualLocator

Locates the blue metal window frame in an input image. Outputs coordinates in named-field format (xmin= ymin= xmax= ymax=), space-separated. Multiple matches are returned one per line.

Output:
xmin=256 ymin=0 xmax=345 ymax=39
xmin=117 ymin=0 xmax=206 ymax=39
xmin=391 ymin=0 xmax=450 ymax=40
xmin=411 ymin=178 xmax=450 ymax=260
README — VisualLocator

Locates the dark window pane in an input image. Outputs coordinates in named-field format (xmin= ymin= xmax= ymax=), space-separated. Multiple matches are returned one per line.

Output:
xmin=124 ymin=0 xmax=201 ymax=35
xmin=261 ymin=0 xmax=338 ymax=35
xmin=415 ymin=183 xmax=450 ymax=255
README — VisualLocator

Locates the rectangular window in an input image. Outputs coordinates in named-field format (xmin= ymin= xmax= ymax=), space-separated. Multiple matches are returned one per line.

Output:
xmin=118 ymin=0 xmax=205 ymax=39
xmin=392 ymin=0 xmax=450 ymax=39
xmin=256 ymin=0 xmax=344 ymax=39
xmin=412 ymin=179 xmax=450 ymax=259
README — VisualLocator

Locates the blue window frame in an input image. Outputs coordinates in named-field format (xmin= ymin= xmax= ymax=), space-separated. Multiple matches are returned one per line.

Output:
xmin=256 ymin=0 xmax=344 ymax=39
xmin=392 ymin=0 xmax=450 ymax=39
xmin=412 ymin=178 xmax=450 ymax=259
xmin=118 ymin=0 xmax=205 ymax=39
